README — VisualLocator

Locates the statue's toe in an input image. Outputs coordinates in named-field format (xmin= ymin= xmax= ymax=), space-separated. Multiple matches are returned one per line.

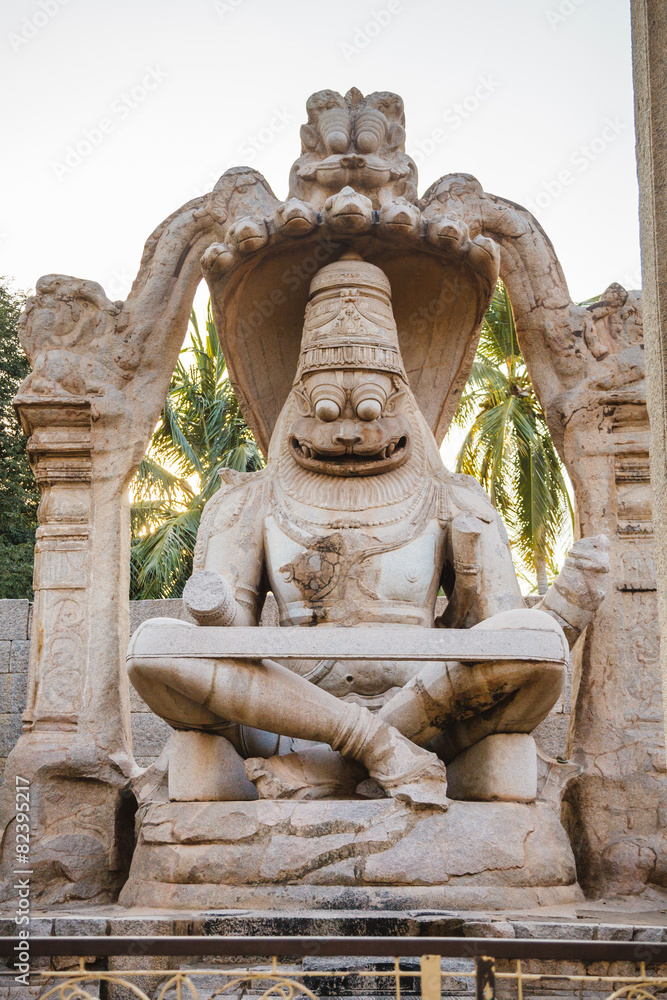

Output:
xmin=371 ymin=757 xmax=450 ymax=812
xmin=245 ymin=749 xmax=363 ymax=800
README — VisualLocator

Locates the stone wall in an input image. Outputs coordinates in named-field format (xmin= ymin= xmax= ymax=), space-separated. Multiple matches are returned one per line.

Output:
xmin=0 ymin=601 xmax=30 ymax=784
xmin=0 ymin=596 xmax=571 ymax=781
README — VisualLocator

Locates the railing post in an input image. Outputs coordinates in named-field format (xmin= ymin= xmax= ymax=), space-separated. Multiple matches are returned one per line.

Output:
xmin=475 ymin=956 xmax=496 ymax=1000
xmin=420 ymin=955 xmax=441 ymax=1000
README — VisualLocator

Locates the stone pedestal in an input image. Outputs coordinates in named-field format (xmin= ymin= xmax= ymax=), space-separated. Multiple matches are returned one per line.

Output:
xmin=120 ymin=798 xmax=582 ymax=911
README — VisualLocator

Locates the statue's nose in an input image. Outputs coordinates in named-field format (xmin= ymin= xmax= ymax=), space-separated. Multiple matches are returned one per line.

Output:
xmin=334 ymin=421 xmax=363 ymax=447
xmin=340 ymin=154 xmax=366 ymax=169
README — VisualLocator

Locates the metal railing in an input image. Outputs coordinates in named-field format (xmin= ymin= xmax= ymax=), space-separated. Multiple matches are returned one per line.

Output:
xmin=1 ymin=935 xmax=667 ymax=999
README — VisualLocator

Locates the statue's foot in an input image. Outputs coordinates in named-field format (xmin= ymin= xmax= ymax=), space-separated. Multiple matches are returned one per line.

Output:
xmin=245 ymin=747 xmax=364 ymax=800
xmin=360 ymin=721 xmax=450 ymax=811
xmin=367 ymin=755 xmax=450 ymax=811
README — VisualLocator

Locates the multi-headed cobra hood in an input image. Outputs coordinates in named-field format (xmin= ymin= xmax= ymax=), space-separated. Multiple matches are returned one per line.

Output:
xmin=202 ymin=88 xmax=501 ymax=457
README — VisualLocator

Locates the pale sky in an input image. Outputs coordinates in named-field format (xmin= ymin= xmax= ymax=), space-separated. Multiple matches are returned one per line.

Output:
xmin=1 ymin=0 xmax=640 ymax=312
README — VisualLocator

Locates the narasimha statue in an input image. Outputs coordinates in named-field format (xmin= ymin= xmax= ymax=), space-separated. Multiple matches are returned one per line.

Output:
xmin=127 ymin=251 xmax=608 ymax=808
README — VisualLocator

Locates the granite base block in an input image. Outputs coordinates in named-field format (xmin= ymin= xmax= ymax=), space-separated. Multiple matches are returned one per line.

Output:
xmin=119 ymin=798 xmax=582 ymax=910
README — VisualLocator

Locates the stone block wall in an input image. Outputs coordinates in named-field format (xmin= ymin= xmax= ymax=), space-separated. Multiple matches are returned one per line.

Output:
xmin=0 ymin=597 xmax=571 ymax=780
xmin=0 ymin=600 xmax=30 ymax=782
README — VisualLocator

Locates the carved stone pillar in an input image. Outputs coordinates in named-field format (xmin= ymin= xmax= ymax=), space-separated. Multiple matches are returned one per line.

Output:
xmin=0 ymin=172 xmax=257 ymax=903
xmin=419 ymin=169 xmax=667 ymax=898
xmin=20 ymin=398 xmax=93 ymax=730
xmin=0 ymin=395 xmax=136 ymax=903
xmin=632 ymin=0 xmax=667 ymax=756
xmin=561 ymin=394 xmax=666 ymax=896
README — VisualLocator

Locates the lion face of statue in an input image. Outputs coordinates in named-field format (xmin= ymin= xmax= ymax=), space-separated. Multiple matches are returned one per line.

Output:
xmin=288 ymin=369 xmax=411 ymax=477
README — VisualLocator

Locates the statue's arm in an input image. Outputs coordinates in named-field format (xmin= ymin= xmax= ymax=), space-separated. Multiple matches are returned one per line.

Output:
xmin=534 ymin=535 xmax=609 ymax=649
xmin=185 ymin=471 xmax=268 ymax=627
xmin=437 ymin=475 xmax=524 ymax=629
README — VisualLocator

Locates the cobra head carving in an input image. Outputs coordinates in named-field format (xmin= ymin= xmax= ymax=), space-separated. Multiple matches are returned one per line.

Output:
xmin=289 ymin=88 xmax=417 ymax=210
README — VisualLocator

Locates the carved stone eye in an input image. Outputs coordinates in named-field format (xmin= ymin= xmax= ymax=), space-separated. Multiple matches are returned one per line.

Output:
xmin=315 ymin=398 xmax=341 ymax=422
xmin=356 ymin=398 xmax=382 ymax=421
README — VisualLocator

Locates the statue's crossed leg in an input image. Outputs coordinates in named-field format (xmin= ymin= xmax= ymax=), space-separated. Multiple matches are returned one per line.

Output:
xmin=379 ymin=609 xmax=567 ymax=762
xmin=128 ymin=609 xmax=566 ymax=809
xmin=127 ymin=627 xmax=450 ymax=809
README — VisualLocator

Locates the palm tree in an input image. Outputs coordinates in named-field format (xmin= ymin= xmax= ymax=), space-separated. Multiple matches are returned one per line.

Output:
xmin=451 ymin=282 xmax=573 ymax=594
xmin=130 ymin=304 xmax=264 ymax=599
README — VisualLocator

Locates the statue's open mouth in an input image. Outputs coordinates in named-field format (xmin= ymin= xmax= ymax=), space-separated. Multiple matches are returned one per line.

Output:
xmin=289 ymin=434 xmax=410 ymax=477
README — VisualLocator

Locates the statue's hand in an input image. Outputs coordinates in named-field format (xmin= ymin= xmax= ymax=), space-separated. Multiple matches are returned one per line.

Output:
xmin=183 ymin=570 xmax=237 ymax=627
xmin=557 ymin=534 xmax=610 ymax=613
xmin=536 ymin=534 xmax=610 ymax=648
xmin=563 ymin=535 xmax=610 ymax=578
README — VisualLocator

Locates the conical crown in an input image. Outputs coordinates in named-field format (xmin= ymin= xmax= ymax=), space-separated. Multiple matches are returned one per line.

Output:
xmin=295 ymin=251 xmax=407 ymax=381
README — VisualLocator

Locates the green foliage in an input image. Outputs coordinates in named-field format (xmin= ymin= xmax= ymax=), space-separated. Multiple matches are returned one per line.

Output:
xmin=130 ymin=304 xmax=264 ymax=599
xmin=452 ymin=282 xmax=573 ymax=593
xmin=0 ymin=280 xmax=38 ymax=599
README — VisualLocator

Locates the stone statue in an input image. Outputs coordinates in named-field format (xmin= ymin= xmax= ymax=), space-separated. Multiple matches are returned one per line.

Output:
xmin=6 ymin=86 xmax=637 ymax=907
xmin=127 ymin=250 xmax=609 ymax=808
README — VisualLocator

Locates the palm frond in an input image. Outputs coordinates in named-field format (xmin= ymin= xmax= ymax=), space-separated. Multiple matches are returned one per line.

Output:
xmin=129 ymin=303 xmax=265 ymax=599
xmin=451 ymin=279 xmax=575 ymax=591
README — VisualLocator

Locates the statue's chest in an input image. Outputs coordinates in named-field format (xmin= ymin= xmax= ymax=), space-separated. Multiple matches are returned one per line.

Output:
xmin=264 ymin=515 xmax=443 ymax=620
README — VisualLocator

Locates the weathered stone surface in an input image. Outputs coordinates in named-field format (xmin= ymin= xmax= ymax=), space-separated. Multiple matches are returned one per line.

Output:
xmin=8 ymin=674 xmax=27 ymax=715
xmin=463 ymin=920 xmax=515 ymax=938
xmin=131 ymin=622 xmax=569 ymax=665
xmin=446 ymin=734 xmax=537 ymax=802
xmin=130 ymin=599 xmax=194 ymax=634
xmin=423 ymin=166 xmax=665 ymax=898
xmin=513 ymin=921 xmax=596 ymax=940
xmin=119 ymin=798 xmax=580 ymax=910
xmin=168 ymin=731 xmax=257 ymax=801
xmin=130 ymin=713 xmax=172 ymax=759
xmin=532 ymin=713 xmax=569 ymax=759
xmin=0 ymin=601 xmax=29 ymax=640
xmin=0 ymin=715 xmax=23 ymax=757
xmin=0 ymin=678 xmax=10 ymax=716
xmin=0 ymin=158 xmax=270 ymax=903
xmin=9 ymin=641 xmax=29 ymax=674
xmin=128 ymin=252 xmax=592 ymax=833
xmin=633 ymin=0 xmax=667 ymax=770
xmin=6 ymin=81 xmax=663 ymax=907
